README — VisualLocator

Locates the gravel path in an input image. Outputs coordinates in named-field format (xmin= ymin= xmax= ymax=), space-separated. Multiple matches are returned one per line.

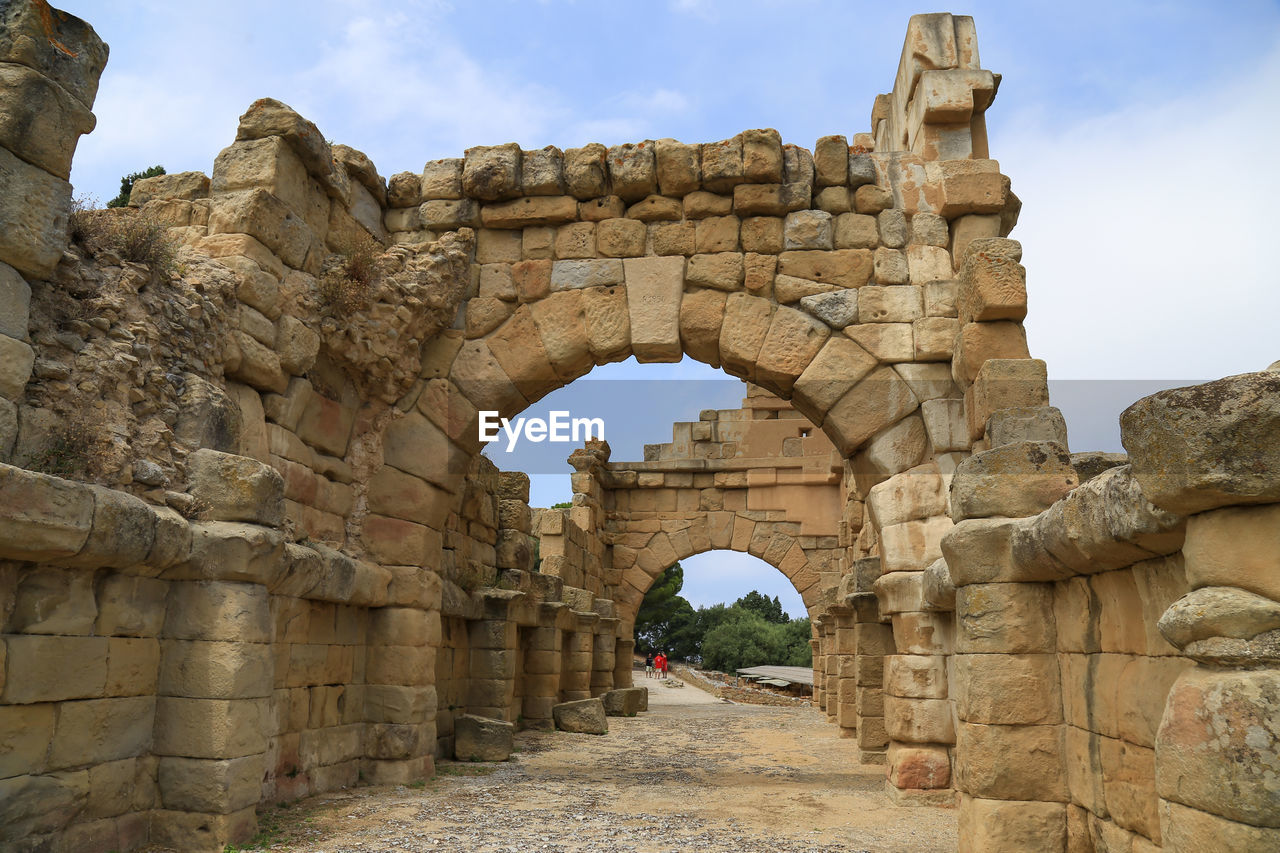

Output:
xmin=242 ymin=680 xmax=957 ymax=852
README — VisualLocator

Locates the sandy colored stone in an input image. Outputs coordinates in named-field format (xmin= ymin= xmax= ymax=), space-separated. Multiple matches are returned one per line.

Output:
xmin=844 ymin=322 xmax=914 ymax=363
xmin=187 ymin=448 xmax=285 ymax=527
xmin=949 ymin=440 xmax=1077 ymax=521
xmin=553 ymin=697 xmax=608 ymax=734
xmin=625 ymin=256 xmax=684 ymax=362
xmin=718 ymin=293 xmax=774 ymax=381
xmin=455 ymin=714 xmax=514 ymax=761
xmin=686 ymin=252 xmax=743 ymax=291
xmin=958 ymin=237 xmax=1027 ymax=322
xmin=1120 ymin=371 xmax=1280 ymax=515
xmin=778 ymin=249 xmax=873 ymax=289
xmin=679 ymin=288 xmax=727 ymax=367
xmin=951 ymin=321 xmax=1032 ymax=384
xmin=463 ymin=143 xmax=522 ymax=201
xmin=955 ymin=582 xmax=1056 ymax=654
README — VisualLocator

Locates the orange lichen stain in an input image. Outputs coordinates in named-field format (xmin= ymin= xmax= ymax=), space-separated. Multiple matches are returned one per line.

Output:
xmin=33 ymin=0 xmax=80 ymax=57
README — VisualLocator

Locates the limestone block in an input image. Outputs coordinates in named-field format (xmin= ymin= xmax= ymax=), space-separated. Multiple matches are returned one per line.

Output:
xmin=740 ymin=128 xmax=782 ymax=182
xmin=655 ymin=139 xmax=700 ymax=196
xmin=520 ymin=146 xmax=565 ymax=196
xmin=778 ymin=249 xmax=873 ymax=289
xmin=956 ymin=583 xmax=1056 ymax=654
xmin=0 ymin=63 xmax=96 ymax=179
xmin=1 ymin=634 xmax=107 ymax=703
xmin=951 ymin=322 xmax=1031 ymax=385
xmin=163 ymin=581 xmax=271 ymax=644
xmin=624 ymin=256 xmax=684 ymax=362
xmin=455 ymin=714 xmax=514 ymax=762
xmin=755 ymin=306 xmax=830 ymax=394
xmin=0 ymin=463 xmax=94 ymax=561
xmin=783 ymin=210 xmax=834 ymax=250
xmin=873 ymin=247 xmax=909 ymax=285
xmin=921 ymin=557 xmax=956 ymax=611
xmin=876 ymin=209 xmax=907 ymax=249
xmin=987 ymin=405 xmax=1067 ymax=450
xmin=626 ymin=194 xmax=682 ymax=221
xmin=1160 ymin=799 xmax=1280 ymax=853
xmin=875 ymin=570 xmax=924 ymax=615
xmin=420 ymin=158 xmax=464 ymax=200
xmin=686 ymin=252 xmax=743 ymax=291
xmin=679 ymin=287 xmax=727 ymax=367
xmin=891 ymin=610 xmax=953 ymax=655
xmin=823 ymin=367 xmax=920 ymax=454
xmin=212 ymin=135 xmax=330 ymax=235
xmin=419 ymin=198 xmax=481 ymax=230
xmin=581 ymin=284 xmax=631 ymax=363
xmin=950 ymin=441 xmax=1077 ymax=521
xmin=719 ymin=292 xmax=774 ymax=381
xmin=47 ymin=696 xmax=155 ymax=770
xmin=209 ymin=187 xmax=314 ymax=268
xmin=921 ymin=398 xmax=968 ymax=452
xmin=607 ymin=142 xmax=657 ymax=201
xmin=0 ymin=703 xmax=54 ymax=777
xmin=868 ymin=465 xmax=949 ymax=528
xmin=813 ymin=135 xmax=849 ymax=187
xmin=844 ymin=322 xmax=914 ymax=363
xmin=651 ymin=220 xmax=695 ymax=256
xmin=955 ymin=722 xmax=1066 ymax=802
xmin=0 ymin=262 xmax=30 ymax=340
xmin=908 ymin=213 xmax=948 ymax=247
xmin=744 ymin=252 xmax=777 ymax=297
xmin=958 ymin=797 xmax=1066 ymax=853
xmin=0 ymin=145 xmax=72 ymax=279
xmin=463 ymin=143 xmax=522 ymax=201
xmin=603 ymin=687 xmax=647 ymax=716
xmin=957 ymin=237 xmax=1027 ymax=322
xmin=522 ymin=226 xmax=554 ymax=259
xmin=774 ymin=274 xmax=838 ymax=304
xmin=913 ymin=316 xmax=959 ymax=361
xmin=158 ymin=639 xmax=272 ymax=700
xmin=860 ymin=286 xmax=923 ymax=323
xmin=1159 ymin=586 xmax=1280 ymax=654
xmin=60 ymin=484 xmax=158 ymax=571
xmin=683 ymin=190 xmax=733 ymax=219
xmin=693 ymin=215 xmax=738 ymax=253
xmin=924 ymin=280 xmax=957 ymax=317
xmin=158 ymin=754 xmax=262 ymax=814
xmin=835 ymin=213 xmax=879 ymax=249
xmin=551 ymin=259 xmax=624 ymax=291
xmin=814 ymin=187 xmax=852 ymax=214
xmin=799 ymin=290 xmax=857 ymax=329
xmin=564 ymin=145 xmax=608 ymax=199
xmin=884 ymin=694 xmax=954 ymax=743
xmin=529 ymin=290 xmax=593 ymax=381
xmin=187 ymin=448 xmax=285 ymax=527
xmin=0 ymin=770 xmax=90 ymax=843
xmin=386 ymin=171 xmax=422 ymax=208
xmin=854 ymin=185 xmax=892 ymax=214
xmin=881 ymin=516 xmax=954 ymax=572
xmin=481 ymin=196 xmax=578 ymax=229
xmin=553 ymin=697 xmax=608 ymax=734
xmin=1156 ymin=668 xmax=1280 ymax=827
xmin=884 ymin=654 xmax=947 ymax=699
xmin=700 ymin=136 xmax=744 ymax=193
xmin=965 ymin=357 xmax=1049 ymax=441
xmin=952 ymin=653 xmax=1060 ymax=725
xmin=596 ymin=218 xmax=646 ymax=258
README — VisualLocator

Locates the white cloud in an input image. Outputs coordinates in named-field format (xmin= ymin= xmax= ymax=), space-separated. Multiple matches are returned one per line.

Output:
xmin=997 ymin=37 xmax=1280 ymax=381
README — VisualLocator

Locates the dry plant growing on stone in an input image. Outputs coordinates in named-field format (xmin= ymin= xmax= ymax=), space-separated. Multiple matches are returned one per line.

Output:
xmin=68 ymin=196 xmax=178 ymax=275
xmin=318 ymin=231 xmax=382 ymax=315
xmin=29 ymin=409 xmax=100 ymax=479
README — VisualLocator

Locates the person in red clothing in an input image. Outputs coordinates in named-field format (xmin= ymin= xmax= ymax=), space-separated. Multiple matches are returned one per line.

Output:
xmin=654 ymin=651 xmax=667 ymax=680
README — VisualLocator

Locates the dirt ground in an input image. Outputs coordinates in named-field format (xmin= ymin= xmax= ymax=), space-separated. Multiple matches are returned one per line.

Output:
xmin=230 ymin=677 xmax=958 ymax=852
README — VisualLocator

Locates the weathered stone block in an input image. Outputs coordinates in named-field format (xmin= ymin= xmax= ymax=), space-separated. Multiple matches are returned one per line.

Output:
xmin=463 ymin=143 xmax=522 ymax=201
xmin=158 ymin=754 xmax=262 ymax=814
xmin=955 ymin=722 xmax=1066 ymax=802
xmin=955 ymin=583 xmax=1056 ymax=654
xmin=553 ymin=697 xmax=608 ymax=734
xmin=950 ymin=441 xmax=1077 ymax=521
xmin=0 ymin=144 xmax=72 ymax=279
xmin=48 ymin=696 xmax=156 ymax=769
xmin=455 ymin=714 xmax=514 ymax=761
xmin=602 ymin=686 xmax=646 ymax=716
xmin=957 ymin=797 xmax=1066 ymax=853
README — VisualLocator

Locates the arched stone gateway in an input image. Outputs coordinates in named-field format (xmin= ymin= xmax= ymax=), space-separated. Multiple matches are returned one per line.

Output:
xmin=1 ymin=4 xmax=1278 ymax=852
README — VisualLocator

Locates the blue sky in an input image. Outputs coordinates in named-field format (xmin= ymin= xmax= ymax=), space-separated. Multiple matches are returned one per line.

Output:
xmin=63 ymin=1 xmax=1280 ymax=616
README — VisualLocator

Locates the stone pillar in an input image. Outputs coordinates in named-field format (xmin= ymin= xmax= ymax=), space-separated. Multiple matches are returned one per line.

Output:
xmin=467 ymin=592 xmax=522 ymax=723
xmin=1120 ymin=371 xmax=1280 ymax=851
xmin=151 ymin=580 xmax=272 ymax=850
xmin=559 ymin=613 xmax=597 ymax=702
xmin=613 ymin=637 xmax=635 ymax=689
xmin=363 ymin=605 xmax=437 ymax=785
xmin=850 ymin=592 xmax=892 ymax=764
xmin=831 ymin=606 xmax=857 ymax=731
xmin=0 ymin=2 xmax=106 ymax=462
xmin=520 ymin=615 xmax=562 ymax=730
xmin=590 ymin=604 xmax=618 ymax=697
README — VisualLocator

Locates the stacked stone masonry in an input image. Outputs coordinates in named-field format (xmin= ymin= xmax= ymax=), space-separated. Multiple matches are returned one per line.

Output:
xmin=0 ymin=4 xmax=1277 ymax=852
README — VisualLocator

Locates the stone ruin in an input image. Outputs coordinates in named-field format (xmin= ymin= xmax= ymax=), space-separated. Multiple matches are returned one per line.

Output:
xmin=0 ymin=3 xmax=1278 ymax=851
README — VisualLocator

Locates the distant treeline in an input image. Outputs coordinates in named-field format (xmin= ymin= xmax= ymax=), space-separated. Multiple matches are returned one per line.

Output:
xmin=633 ymin=563 xmax=812 ymax=672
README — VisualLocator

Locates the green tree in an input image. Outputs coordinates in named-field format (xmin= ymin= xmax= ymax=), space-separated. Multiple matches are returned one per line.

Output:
xmin=733 ymin=590 xmax=788 ymax=623
xmin=634 ymin=563 xmax=696 ymax=657
xmin=700 ymin=609 xmax=787 ymax=672
xmin=550 ymin=501 xmax=572 ymax=509
xmin=780 ymin=617 xmax=814 ymax=666
xmin=107 ymin=164 xmax=165 ymax=208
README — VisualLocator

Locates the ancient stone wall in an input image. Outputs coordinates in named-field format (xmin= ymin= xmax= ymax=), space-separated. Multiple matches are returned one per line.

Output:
xmin=2 ymin=4 xmax=1279 ymax=852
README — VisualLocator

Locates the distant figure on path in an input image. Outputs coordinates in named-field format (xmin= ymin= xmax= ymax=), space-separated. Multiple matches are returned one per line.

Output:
xmin=645 ymin=652 xmax=654 ymax=678
xmin=655 ymin=651 xmax=668 ymax=680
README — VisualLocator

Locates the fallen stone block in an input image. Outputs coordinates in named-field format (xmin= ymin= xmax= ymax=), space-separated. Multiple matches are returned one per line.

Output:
xmin=552 ymin=697 xmax=608 ymax=734
xmin=454 ymin=714 xmax=514 ymax=762
xmin=602 ymin=687 xmax=646 ymax=716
